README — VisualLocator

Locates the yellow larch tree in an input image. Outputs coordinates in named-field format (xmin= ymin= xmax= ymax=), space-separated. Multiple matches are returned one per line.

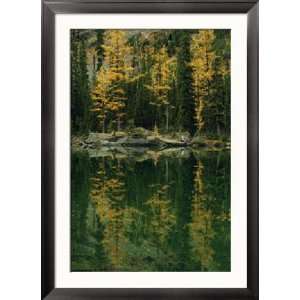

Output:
xmin=90 ymin=68 xmax=110 ymax=133
xmin=146 ymin=46 xmax=176 ymax=131
xmin=91 ymin=30 xmax=133 ymax=132
xmin=190 ymin=30 xmax=216 ymax=133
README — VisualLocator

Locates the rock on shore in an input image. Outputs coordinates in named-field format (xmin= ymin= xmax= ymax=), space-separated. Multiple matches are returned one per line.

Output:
xmin=72 ymin=128 xmax=230 ymax=152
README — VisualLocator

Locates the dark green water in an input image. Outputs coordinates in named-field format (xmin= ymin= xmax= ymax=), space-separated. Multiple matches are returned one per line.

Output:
xmin=71 ymin=148 xmax=230 ymax=272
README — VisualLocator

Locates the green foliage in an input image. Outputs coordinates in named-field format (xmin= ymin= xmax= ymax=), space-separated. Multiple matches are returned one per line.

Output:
xmin=190 ymin=29 xmax=230 ymax=136
xmin=171 ymin=30 xmax=196 ymax=133
xmin=71 ymin=151 xmax=230 ymax=271
xmin=71 ymin=30 xmax=91 ymax=134
xmin=71 ymin=29 xmax=231 ymax=137
xmin=91 ymin=30 xmax=134 ymax=132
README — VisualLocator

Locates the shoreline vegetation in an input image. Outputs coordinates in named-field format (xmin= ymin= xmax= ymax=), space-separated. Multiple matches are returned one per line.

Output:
xmin=71 ymin=29 xmax=231 ymax=142
xmin=72 ymin=127 xmax=230 ymax=156
xmin=71 ymin=29 xmax=231 ymax=272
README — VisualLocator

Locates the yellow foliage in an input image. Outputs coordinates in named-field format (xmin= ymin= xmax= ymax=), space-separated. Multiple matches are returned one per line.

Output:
xmin=90 ymin=30 xmax=134 ymax=130
xmin=190 ymin=30 xmax=216 ymax=132
xmin=146 ymin=185 xmax=176 ymax=245
xmin=189 ymin=160 xmax=216 ymax=270
xmin=89 ymin=161 xmax=129 ymax=269
xmin=146 ymin=47 xmax=176 ymax=109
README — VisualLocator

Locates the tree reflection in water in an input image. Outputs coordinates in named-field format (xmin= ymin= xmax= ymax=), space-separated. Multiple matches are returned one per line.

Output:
xmin=71 ymin=149 xmax=230 ymax=271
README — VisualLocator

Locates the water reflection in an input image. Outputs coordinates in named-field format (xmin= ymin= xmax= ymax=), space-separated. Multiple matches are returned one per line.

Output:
xmin=71 ymin=148 xmax=230 ymax=271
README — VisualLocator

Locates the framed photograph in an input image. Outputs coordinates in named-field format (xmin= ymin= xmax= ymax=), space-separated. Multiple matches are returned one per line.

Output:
xmin=42 ymin=0 xmax=258 ymax=299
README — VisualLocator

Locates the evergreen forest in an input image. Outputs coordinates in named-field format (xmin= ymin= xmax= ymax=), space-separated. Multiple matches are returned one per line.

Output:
xmin=71 ymin=29 xmax=231 ymax=272
xmin=71 ymin=29 xmax=230 ymax=140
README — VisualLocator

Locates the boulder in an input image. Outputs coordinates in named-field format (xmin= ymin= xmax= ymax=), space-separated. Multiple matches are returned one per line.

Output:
xmin=85 ymin=132 xmax=112 ymax=144
xmin=122 ymin=137 xmax=154 ymax=146
xmin=157 ymin=137 xmax=187 ymax=147
xmin=191 ymin=135 xmax=207 ymax=147
xmin=169 ymin=131 xmax=191 ymax=142
xmin=129 ymin=127 xmax=151 ymax=138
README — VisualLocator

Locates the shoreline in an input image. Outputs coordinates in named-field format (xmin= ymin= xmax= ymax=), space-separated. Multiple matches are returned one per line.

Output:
xmin=72 ymin=129 xmax=230 ymax=155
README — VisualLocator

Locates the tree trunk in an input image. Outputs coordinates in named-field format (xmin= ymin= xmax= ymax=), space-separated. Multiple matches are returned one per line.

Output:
xmin=102 ymin=119 xmax=105 ymax=133
xmin=117 ymin=117 xmax=121 ymax=131
xmin=165 ymin=159 xmax=169 ymax=182
xmin=217 ymin=121 xmax=221 ymax=137
xmin=166 ymin=106 xmax=169 ymax=132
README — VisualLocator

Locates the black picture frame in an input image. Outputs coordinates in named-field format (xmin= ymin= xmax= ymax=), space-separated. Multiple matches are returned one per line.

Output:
xmin=42 ymin=1 xmax=259 ymax=299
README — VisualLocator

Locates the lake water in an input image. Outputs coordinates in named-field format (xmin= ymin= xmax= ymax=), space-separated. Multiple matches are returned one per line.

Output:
xmin=71 ymin=148 xmax=230 ymax=272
